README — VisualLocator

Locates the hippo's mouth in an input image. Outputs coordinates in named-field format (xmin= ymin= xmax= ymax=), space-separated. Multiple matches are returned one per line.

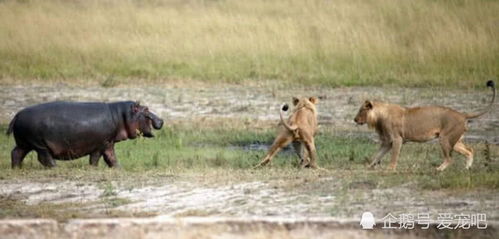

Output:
xmin=136 ymin=128 xmax=154 ymax=138
xmin=145 ymin=121 xmax=155 ymax=137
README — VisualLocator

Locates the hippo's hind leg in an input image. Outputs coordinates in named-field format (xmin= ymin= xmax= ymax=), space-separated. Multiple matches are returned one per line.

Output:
xmin=89 ymin=151 xmax=102 ymax=166
xmin=36 ymin=149 xmax=56 ymax=168
xmin=103 ymin=145 xmax=120 ymax=168
xmin=11 ymin=146 xmax=31 ymax=169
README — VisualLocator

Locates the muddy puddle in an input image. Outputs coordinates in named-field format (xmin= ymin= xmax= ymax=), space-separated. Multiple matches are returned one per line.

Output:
xmin=228 ymin=143 xmax=295 ymax=153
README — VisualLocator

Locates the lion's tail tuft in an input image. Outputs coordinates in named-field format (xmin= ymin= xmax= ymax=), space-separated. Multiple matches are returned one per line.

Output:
xmin=466 ymin=80 xmax=496 ymax=119
xmin=279 ymin=103 xmax=297 ymax=132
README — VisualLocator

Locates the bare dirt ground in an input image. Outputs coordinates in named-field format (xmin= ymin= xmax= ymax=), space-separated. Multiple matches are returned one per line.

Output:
xmin=1 ymin=176 xmax=498 ymax=219
xmin=1 ymin=176 xmax=498 ymax=238
xmin=1 ymin=83 xmax=498 ymax=238
xmin=1 ymin=217 xmax=498 ymax=239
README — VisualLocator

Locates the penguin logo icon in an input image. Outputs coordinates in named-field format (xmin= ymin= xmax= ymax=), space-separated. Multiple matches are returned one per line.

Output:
xmin=360 ymin=212 xmax=376 ymax=229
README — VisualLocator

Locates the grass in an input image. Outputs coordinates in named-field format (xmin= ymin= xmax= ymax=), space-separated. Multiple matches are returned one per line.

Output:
xmin=1 ymin=123 xmax=498 ymax=190
xmin=1 ymin=122 xmax=498 ymax=221
xmin=0 ymin=0 xmax=498 ymax=87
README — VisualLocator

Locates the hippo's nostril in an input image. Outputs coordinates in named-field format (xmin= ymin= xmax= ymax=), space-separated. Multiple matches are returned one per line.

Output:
xmin=154 ymin=119 xmax=164 ymax=129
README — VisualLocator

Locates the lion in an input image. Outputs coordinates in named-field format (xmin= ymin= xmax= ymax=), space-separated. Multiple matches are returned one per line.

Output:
xmin=354 ymin=80 xmax=496 ymax=171
xmin=254 ymin=96 xmax=321 ymax=169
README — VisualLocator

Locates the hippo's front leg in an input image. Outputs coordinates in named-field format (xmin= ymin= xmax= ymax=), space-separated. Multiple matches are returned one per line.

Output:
xmin=89 ymin=151 xmax=102 ymax=166
xmin=103 ymin=144 xmax=120 ymax=168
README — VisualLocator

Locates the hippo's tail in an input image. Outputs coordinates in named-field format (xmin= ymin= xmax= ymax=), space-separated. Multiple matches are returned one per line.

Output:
xmin=6 ymin=115 xmax=16 ymax=136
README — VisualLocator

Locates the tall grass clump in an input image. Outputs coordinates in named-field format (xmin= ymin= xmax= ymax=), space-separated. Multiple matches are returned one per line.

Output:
xmin=0 ymin=0 xmax=497 ymax=87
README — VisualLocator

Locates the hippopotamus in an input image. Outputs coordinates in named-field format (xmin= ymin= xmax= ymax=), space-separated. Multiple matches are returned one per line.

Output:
xmin=6 ymin=101 xmax=163 ymax=168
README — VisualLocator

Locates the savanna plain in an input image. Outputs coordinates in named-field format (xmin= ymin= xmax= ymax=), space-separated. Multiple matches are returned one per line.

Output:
xmin=0 ymin=0 xmax=498 ymax=238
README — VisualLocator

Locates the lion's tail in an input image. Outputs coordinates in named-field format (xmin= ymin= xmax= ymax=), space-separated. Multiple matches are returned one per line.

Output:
xmin=466 ymin=80 xmax=496 ymax=119
xmin=6 ymin=115 xmax=16 ymax=136
xmin=279 ymin=104 xmax=297 ymax=132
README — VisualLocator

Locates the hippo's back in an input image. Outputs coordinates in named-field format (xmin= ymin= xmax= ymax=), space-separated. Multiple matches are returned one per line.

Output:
xmin=14 ymin=101 xmax=113 ymax=131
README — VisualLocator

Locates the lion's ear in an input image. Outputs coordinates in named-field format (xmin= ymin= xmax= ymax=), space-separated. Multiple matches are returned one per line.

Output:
xmin=292 ymin=97 xmax=299 ymax=106
xmin=364 ymin=100 xmax=373 ymax=109
xmin=309 ymin=96 xmax=319 ymax=104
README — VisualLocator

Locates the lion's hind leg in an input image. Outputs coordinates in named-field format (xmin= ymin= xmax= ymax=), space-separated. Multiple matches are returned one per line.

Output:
xmin=292 ymin=141 xmax=310 ymax=168
xmin=254 ymin=134 xmax=293 ymax=168
xmin=301 ymin=132 xmax=323 ymax=170
xmin=453 ymin=139 xmax=474 ymax=169
xmin=437 ymin=136 xmax=454 ymax=171
xmin=437 ymin=129 xmax=463 ymax=171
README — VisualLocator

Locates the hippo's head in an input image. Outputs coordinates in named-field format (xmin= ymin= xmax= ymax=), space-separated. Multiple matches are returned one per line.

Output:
xmin=127 ymin=102 xmax=164 ymax=138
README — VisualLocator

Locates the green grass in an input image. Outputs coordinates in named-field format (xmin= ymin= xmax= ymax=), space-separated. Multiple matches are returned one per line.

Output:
xmin=1 ymin=123 xmax=498 ymax=221
xmin=1 ymin=124 xmax=498 ymax=190
xmin=0 ymin=0 xmax=498 ymax=87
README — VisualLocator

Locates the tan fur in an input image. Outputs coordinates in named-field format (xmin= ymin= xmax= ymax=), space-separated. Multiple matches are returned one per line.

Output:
xmin=255 ymin=97 xmax=321 ymax=169
xmin=354 ymin=81 xmax=495 ymax=171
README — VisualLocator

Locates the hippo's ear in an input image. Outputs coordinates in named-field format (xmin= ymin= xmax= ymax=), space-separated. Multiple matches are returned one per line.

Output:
xmin=131 ymin=103 xmax=140 ymax=114
xmin=292 ymin=97 xmax=299 ymax=106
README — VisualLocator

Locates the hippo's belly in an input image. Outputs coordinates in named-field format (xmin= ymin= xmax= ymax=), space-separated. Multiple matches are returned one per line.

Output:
xmin=46 ymin=140 xmax=108 ymax=160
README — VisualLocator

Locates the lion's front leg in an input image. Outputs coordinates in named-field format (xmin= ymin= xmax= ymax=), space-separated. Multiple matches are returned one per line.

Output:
xmin=368 ymin=142 xmax=391 ymax=168
xmin=387 ymin=137 xmax=403 ymax=171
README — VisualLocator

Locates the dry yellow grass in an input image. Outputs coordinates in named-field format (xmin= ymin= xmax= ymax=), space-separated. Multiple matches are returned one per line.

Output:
xmin=0 ymin=0 xmax=497 ymax=86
